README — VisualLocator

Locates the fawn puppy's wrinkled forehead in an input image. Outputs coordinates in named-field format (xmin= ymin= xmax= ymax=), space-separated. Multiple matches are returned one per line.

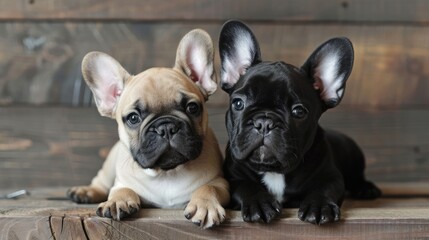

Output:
xmin=117 ymin=68 xmax=205 ymax=115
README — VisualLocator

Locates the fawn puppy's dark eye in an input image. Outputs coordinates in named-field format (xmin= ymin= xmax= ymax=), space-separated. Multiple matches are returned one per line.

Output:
xmin=126 ymin=112 xmax=142 ymax=126
xmin=186 ymin=102 xmax=200 ymax=115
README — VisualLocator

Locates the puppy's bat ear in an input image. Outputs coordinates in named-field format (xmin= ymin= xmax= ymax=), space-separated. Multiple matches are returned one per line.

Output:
xmin=219 ymin=20 xmax=261 ymax=92
xmin=174 ymin=29 xmax=217 ymax=99
xmin=81 ymin=52 xmax=131 ymax=118
xmin=301 ymin=38 xmax=354 ymax=109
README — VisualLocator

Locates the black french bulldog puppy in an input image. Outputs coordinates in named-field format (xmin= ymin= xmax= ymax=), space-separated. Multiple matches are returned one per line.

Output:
xmin=219 ymin=20 xmax=381 ymax=225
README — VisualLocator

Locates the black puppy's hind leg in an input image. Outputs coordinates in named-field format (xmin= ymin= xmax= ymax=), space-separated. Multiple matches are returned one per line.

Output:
xmin=344 ymin=147 xmax=382 ymax=199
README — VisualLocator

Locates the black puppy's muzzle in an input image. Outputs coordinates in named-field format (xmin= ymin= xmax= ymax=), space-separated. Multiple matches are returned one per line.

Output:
xmin=232 ymin=111 xmax=299 ymax=173
xmin=252 ymin=115 xmax=276 ymax=136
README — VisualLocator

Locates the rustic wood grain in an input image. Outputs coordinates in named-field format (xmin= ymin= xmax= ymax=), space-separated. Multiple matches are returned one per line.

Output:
xmin=0 ymin=107 xmax=428 ymax=188
xmin=2 ymin=186 xmax=429 ymax=240
xmin=0 ymin=216 xmax=52 ymax=240
xmin=0 ymin=22 xmax=429 ymax=107
xmin=0 ymin=107 xmax=118 ymax=188
xmin=0 ymin=0 xmax=428 ymax=23
xmin=378 ymin=182 xmax=429 ymax=197
xmin=319 ymin=108 xmax=429 ymax=182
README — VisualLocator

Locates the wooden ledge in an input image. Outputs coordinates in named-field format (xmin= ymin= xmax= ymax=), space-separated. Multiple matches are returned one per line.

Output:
xmin=1 ymin=183 xmax=429 ymax=239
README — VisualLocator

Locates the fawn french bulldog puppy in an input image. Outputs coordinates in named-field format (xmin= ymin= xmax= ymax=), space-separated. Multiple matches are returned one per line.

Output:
xmin=219 ymin=20 xmax=381 ymax=225
xmin=67 ymin=29 xmax=229 ymax=228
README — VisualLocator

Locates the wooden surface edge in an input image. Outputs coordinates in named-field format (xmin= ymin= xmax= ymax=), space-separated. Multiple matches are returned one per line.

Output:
xmin=3 ymin=207 xmax=429 ymax=222
xmin=2 ymin=183 xmax=429 ymax=239
xmin=2 ymin=207 xmax=429 ymax=239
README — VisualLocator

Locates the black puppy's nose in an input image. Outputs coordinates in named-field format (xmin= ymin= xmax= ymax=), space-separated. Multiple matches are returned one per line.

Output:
xmin=155 ymin=122 xmax=179 ymax=139
xmin=253 ymin=118 xmax=275 ymax=135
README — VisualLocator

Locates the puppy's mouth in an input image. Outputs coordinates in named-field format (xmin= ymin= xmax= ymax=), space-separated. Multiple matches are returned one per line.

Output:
xmin=251 ymin=146 xmax=276 ymax=164
xmin=153 ymin=147 xmax=189 ymax=170
xmin=131 ymin=116 xmax=203 ymax=170
xmin=247 ymin=145 xmax=281 ymax=171
xmin=231 ymin=137 xmax=300 ymax=173
xmin=244 ymin=145 xmax=298 ymax=173
xmin=133 ymin=136 xmax=202 ymax=170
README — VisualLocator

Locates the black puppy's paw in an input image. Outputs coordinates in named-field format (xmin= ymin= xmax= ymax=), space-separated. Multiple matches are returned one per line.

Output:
xmin=241 ymin=193 xmax=281 ymax=223
xmin=298 ymin=200 xmax=340 ymax=225
xmin=350 ymin=181 xmax=382 ymax=199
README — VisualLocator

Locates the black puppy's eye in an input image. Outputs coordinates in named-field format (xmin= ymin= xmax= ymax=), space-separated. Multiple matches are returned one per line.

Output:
xmin=126 ymin=112 xmax=142 ymax=126
xmin=232 ymin=98 xmax=244 ymax=111
xmin=292 ymin=105 xmax=308 ymax=119
xmin=186 ymin=102 xmax=200 ymax=115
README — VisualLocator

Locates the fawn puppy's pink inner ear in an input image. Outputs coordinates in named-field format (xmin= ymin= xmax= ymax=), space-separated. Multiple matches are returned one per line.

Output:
xmin=186 ymin=44 xmax=206 ymax=82
xmin=82 ymin=51 xmax=130 ymax=118
xmin=174 ymin=29 xmax=217 ymax=97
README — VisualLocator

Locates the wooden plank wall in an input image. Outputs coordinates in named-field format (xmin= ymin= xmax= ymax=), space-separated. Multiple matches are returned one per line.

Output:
xmin=1 ymin=107 xmax=428 ymax=189
xmin=1 ymin=1 xmax=429 ymax=188
xmin=0 ymin=0 xmax=428 ymax=107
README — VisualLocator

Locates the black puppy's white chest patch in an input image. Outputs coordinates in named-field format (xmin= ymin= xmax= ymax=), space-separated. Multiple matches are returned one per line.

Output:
xmin=261 ymin=172 xmax=286 ymax=203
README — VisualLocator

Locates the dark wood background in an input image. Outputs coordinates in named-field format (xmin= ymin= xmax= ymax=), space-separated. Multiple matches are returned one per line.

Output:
xmin=0 ymin=0 xmax=429 ymax=107
xmin=0 ymin=0 xmax=428 ymax=189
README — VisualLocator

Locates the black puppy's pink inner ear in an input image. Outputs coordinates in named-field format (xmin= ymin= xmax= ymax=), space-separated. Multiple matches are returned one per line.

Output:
xmin=312 ymin=52 xmax=347 ymax=102
xmin=313 ymin=77 xmax=323 ymax=91
xmin=221 ymin=56 xmax=250 ymax=89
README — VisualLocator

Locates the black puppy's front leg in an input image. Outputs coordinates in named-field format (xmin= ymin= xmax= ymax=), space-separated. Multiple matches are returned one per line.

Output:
xmin=298 ymin=180 xmax=344 ymax=225
xmin=232 ymin=180 xmax=282 ymax=223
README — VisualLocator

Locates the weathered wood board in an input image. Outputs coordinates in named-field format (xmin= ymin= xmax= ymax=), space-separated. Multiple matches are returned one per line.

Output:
xmin=3 ymin=208 xmax=429 ymax=240
xmin=0 ymin=22 xmax=429 ymax=107
xmin=0 ymin=0 xmax=429 ymax=23
xmin=1 ymin=185 xmax=429 ymax=240
xmin=0 ymin=107 xmax=117 ymax=188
